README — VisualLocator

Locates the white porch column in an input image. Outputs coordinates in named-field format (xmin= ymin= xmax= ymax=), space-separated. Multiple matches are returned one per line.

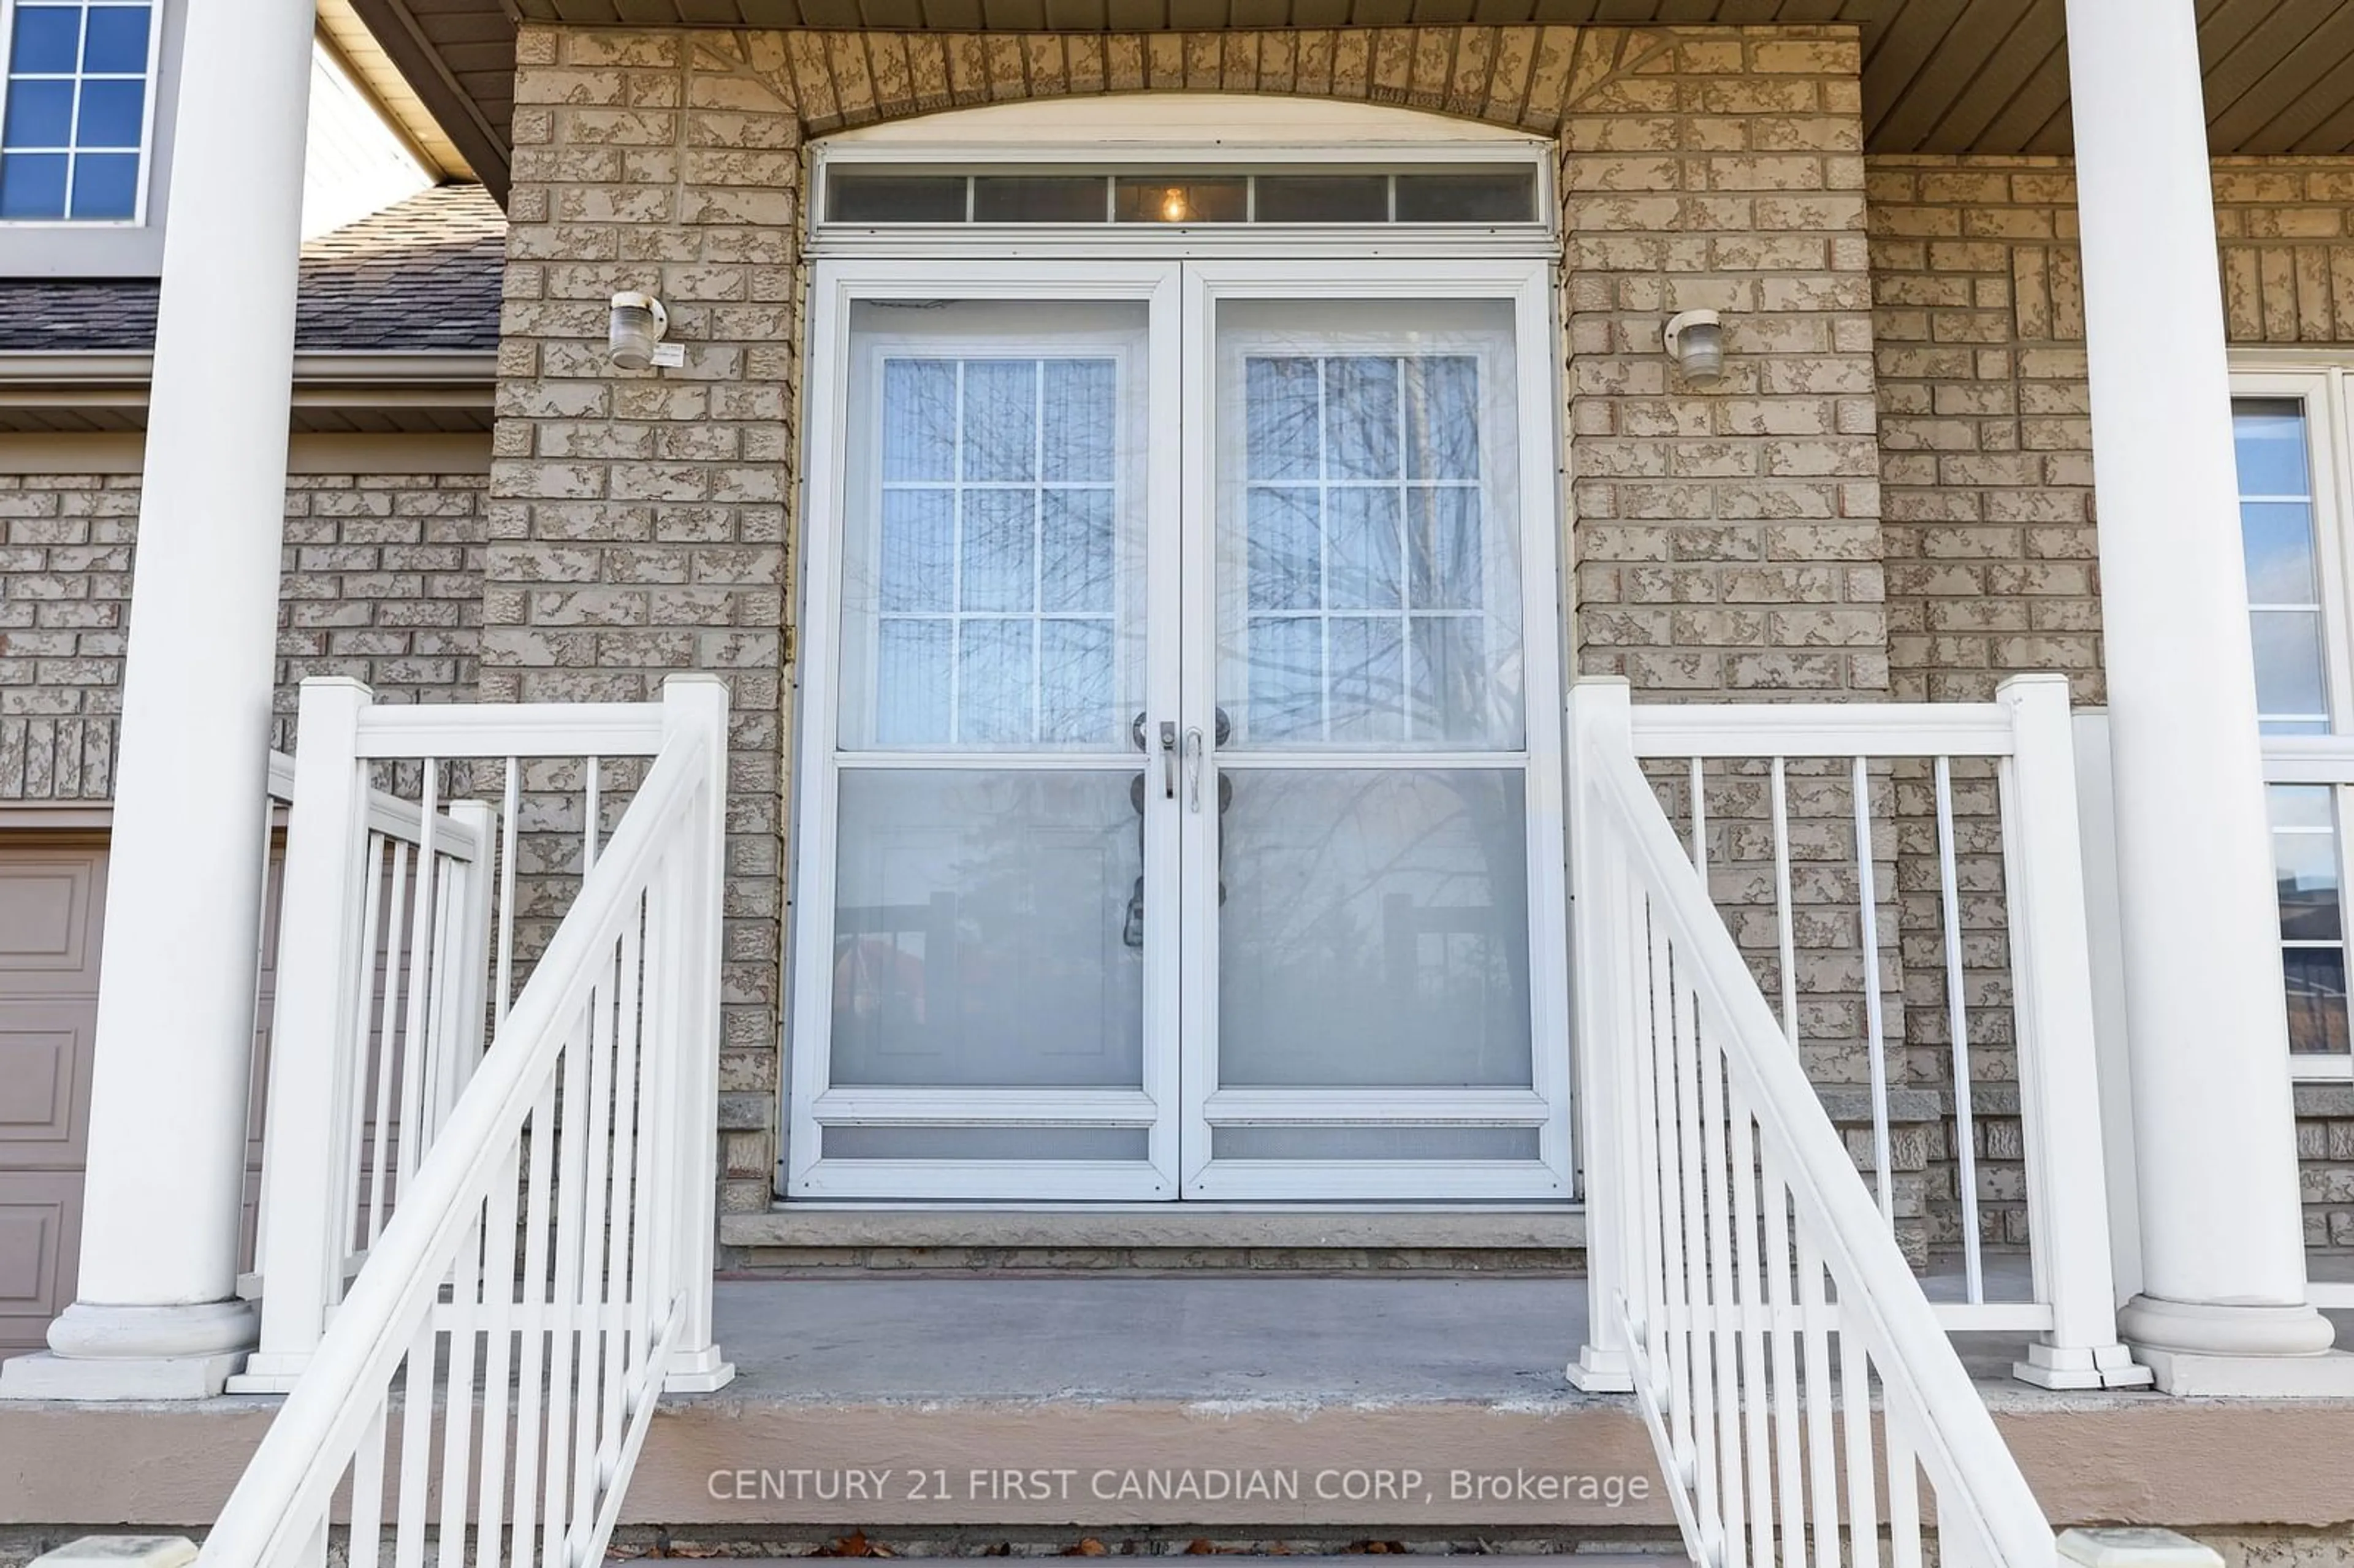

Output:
xmin=2064 ymin=0 xmax=2354 ymax=1395
xmin=0 ymin=0 xmax=316 ymax=1399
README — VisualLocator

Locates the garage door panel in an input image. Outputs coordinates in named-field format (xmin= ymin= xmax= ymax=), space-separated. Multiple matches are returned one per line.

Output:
xmin=0 ymin=1172 xmax=82 ymax=1357
xmin=0 ymin=853 xmax=105 ymax=994
xmin=0 ymin=1007 xmax=89 ymax=1159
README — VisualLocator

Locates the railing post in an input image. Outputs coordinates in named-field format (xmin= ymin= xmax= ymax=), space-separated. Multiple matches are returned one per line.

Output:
xmin=658 ymin=674 xmax=736 ymax=1393
xmin=1567 ymin=678 xmax=1637 ymax=1392
xmin=227 ymin=678 xmax=377 ymax=1395
xmin=1994 ymin=674 xmax=2151 ymax=1389
xmin=434 ymin=800 xmax=501 ymax=1139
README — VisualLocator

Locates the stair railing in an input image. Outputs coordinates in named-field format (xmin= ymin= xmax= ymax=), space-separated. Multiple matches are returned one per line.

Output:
xmin=1569 ymin=679 xmax=2057 ymax=1568
xmin=199 ymin=674 xmax=733 ymax=1568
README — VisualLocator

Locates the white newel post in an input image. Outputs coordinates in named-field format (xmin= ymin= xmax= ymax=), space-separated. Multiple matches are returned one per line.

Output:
xmin=1995 ymin=675 xmax=2149 ymax=1389
xmin=0 ymin=0 xmax=316 ymax=1401
xmin=2064 ymin=0 xmax=2354 ymax=1392
xmin=660 ymin=674 xmax=736 ymax=1393
xmin=229 ymin=680 xmax=376 ymax=1395
xmin=1566 ymin=679 xmax=1636 ymax=1393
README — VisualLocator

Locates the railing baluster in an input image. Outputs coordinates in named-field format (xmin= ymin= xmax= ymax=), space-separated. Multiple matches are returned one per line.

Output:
xmin=1935 ymin=754 xmax=1986 ymax=1304
xmin=369 ymin=843 xmax=414 ymax=1246
xmin=1647 ymin=893 xmax=1697 ymax=1482
xmin=392 ymin=1318 xmax=436 ymax=1568
xmin=508 ymin=1078 xmax=557 ymax=1558
xmin=1840 ymin=1326 xmax=1880 ymax=1568
xmin=343 ymin=834 xmax=389 ymax=1269
xmin=1697 ymin=1022 xmax=1748 ymax=1568
xmin=1796 ymin=1238 xmax=1838 ymax=1568
xmin=1727 ymin=1093 xmax=1773 ymax=1568
xmin=1759 ymin=1155 xmax=1807 ymax=1568
xmin=402 ymin=761 xmax=443 ymax=1169
xmin=475 ymin=1144 xmax=520 ymax=1568
xmin=543 ymin=1005 xmax=595 ymax=1568
xmin=1887 ymin=1398 xmax=1924 ymax=1568
xmin=570 ymin=947 xmax=622 ymax=1537
xmin=1689 ymin=756 xmax=1708 ymax=880
xmin=435 ymin=1203 xmax=485 ymax=1568
xmin=598 ymin=902 xmax=648 ymax=1485
xmin=497 ymin=755 xmax=520 ymax=1027
xmin=1853 ymin=754 xmax=1894 ymax=1225
xmin=349 ymin=1398 xmax=388 ymax=1568
xmin=1770 ymin=754 xmax=1797 ymax=1050
xmin=1671 ymin=957 xmax=1723 ymax=1556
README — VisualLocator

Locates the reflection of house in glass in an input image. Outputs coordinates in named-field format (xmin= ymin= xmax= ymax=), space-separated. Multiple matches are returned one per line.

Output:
xmin=2277 ymin=867 xmax=2350 ymax=1054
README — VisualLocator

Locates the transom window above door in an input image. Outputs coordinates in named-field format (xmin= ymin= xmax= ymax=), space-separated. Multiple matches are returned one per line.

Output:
xmin=825 ymin=164 xmax=1540 ymax=227
xmin=806 ymin=94 xmax=1556 ymax=257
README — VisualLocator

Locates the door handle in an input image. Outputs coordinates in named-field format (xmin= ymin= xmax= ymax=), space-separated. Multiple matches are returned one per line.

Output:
xmin=1159 ymin=721 xmax=1179 ymax=799
xmin=1184 ymin=726 xmax=1206 ymax=812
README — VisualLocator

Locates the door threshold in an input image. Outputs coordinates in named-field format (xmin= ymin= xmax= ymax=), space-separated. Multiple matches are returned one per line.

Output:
xmin=718 ymin=1203 xmax=1585 ymax=1253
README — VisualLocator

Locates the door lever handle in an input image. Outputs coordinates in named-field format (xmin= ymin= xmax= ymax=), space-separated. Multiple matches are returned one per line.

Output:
xmin=1158 ymin=721 xmax=1179 ymax=800
xmin=1184 ymin=726 xmax=1206 ymax=812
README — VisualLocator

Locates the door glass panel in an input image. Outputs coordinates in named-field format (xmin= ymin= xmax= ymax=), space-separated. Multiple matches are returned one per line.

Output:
xmin=1216 ymin=299 xmax=1525 ymax=750
xmin=1215 ymin=768 xmax=1533 ymax=1088
xmin=829 ymin=769 xmax=1145 ymax=1087
xmin=839 ymin=300 xmax=1146 ymax=752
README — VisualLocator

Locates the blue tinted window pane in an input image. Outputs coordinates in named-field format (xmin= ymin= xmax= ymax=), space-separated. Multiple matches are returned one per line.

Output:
xmin=1 ymin=78 xmax=72 ymax=145
xmin=69 ymin=150 xmax=136 ymax=217
xmin=0 ymin=151 xmax=66 ymax=215
xmin=80 ymin=6 xmax=149 ymax=72
xmin=74 ymin=77 xmax=140 ymax=147
xmin=2233 ymin=400 xmax=2312 ymax=497
xmin=9 ymin=7 xmax=82 ymax=72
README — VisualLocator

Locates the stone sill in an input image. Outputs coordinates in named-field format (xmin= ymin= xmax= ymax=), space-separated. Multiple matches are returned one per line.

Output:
xmin=718 ymin=1205 xmax=1585 ymax=1252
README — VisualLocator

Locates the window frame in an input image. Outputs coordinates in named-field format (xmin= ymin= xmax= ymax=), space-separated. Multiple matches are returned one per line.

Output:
xmin=2232 ymin=356 xmax=2354 ymax=1080
xmin=0 ymin=0 xmax=166 ymax=226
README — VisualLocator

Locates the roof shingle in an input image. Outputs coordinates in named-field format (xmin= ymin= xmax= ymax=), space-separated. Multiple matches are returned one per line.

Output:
xmin=0 ymin=184 xmax=505 ymax=354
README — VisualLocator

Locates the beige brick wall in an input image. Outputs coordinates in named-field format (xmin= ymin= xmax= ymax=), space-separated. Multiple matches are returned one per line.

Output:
xmin=1870 ymin=154 xmax=2354 ymax=706
xmin=0 ymin=463 xmax=488 ymax=800
xmin=1870 ymin=153 xmax=2354 ymax=1258
xmin=498 ymin=18 xmax=1885 ymax=1219
xmin=1564 ymin=31 xmax=1886 ymax=697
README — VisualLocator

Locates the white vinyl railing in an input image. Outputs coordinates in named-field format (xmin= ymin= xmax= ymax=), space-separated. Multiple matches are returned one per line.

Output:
xmin=240 ymin=752 xmax=495 ymax=1299
xmin=1570 ymin=680 xmax=2059 ymax=1568
xmin=200 ymin=674 xmax=732 ymax=1568
xmin=1576 ymin=674 xmax=2144 ymax=1391
xmin=236 ymin=677 xmax=733 ymax=1394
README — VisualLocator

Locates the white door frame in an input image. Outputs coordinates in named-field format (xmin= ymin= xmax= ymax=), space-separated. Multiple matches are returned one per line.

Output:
xmin=785 ymin=253 xmax=1572 ymax=1203
xmin=1175 ymin=257 xmax=1573 ymax=1201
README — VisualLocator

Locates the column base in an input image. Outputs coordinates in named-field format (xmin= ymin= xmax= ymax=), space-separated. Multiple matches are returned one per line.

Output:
xmin=664 ymin=1343 xmax=737 ymax=1394
xmin=0 ymin=1299 xmax=256 ymax=1401
xmin=0 ymin=1348 xmax=245 ymax=1401
xmin=1563 ymin=1345 xmax=1634 ymax=1393
xmin=2011 ymin=1339 xmax=2155 ymax=1390
xmin=2132 ymin=1345 xmax=2354 ymax=1397
xmin=2120 ymin=1293 xmax=2354 ymax=1395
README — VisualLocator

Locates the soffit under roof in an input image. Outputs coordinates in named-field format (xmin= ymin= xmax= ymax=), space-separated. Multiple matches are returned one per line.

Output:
xmin=366 ymin=0 xmax=2354 ymax=213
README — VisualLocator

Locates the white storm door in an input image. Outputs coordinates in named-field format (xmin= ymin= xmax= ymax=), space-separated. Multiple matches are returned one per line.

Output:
xmin=788 ymin=262 xmax=1183 ymax=1200
xmin=1177 ymin=260 xmax=1574 ymax=1200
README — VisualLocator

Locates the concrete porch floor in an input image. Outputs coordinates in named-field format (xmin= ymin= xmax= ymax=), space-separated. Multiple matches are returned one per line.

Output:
xmin=3 ymin=1277 xmax=2353 ymax=1536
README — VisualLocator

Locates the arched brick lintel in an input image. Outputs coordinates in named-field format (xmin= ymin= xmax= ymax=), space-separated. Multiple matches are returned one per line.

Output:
xmin=680 ymin=25 xmax=1719 ymax=142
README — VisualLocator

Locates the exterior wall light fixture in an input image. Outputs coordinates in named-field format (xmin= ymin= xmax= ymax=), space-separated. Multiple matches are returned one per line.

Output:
xmin=609 ymin=291 xmax=684 ymax=370
xmin=1663 ymin=308 xmax=1726 ymax=386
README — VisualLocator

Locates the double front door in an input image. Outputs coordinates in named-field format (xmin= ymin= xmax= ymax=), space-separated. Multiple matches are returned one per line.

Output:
xmin=788 ymin=259 xmax=1571 ymax=1200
